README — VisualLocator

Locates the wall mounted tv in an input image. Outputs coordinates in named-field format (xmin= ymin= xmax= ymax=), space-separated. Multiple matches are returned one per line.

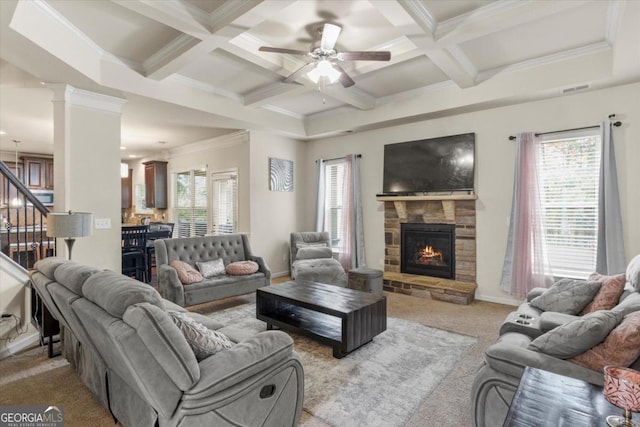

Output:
xmin=381 ymin=133 xmax=475 ymax=195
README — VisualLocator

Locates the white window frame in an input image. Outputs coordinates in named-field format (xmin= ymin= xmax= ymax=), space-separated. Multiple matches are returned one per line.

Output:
xmin=172 ymin=167 xmax=208 ymax=238
xmin=210 ymin=169 xmax=238 ymax=235
xmin=538 ymin=128 xmax=601 ymax=278
xmin=323 ymin=159 xmax=346 ymax=251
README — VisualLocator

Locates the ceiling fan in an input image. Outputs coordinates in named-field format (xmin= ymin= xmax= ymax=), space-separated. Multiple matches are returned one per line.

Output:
xmin=259 ymin=23 xmax=391 ymax=88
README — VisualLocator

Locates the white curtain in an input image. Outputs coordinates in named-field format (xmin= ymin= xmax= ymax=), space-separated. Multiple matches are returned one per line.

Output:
xmin=596 ymin=120 xmax=626 ymax=273
xmin=500 ymin=132 xmax=553 ymax=299
xmin=315 ymin=158 xmax=325 ymax=232
xmin=339 ymin=154 xmax=366 ymax=270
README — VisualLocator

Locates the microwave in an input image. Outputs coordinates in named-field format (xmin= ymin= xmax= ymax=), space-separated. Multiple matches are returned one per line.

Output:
xmin=31 ymin=190 xmax=54 ymax=206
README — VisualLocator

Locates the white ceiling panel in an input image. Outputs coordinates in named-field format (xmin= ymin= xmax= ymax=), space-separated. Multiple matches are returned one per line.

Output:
xmin=459 ymin=1 xmax=609 ymax=72
xmin=426 ymin=0 xmax=496 ymax=22
xmin=47 ymin=0 xmax=181 ymax=63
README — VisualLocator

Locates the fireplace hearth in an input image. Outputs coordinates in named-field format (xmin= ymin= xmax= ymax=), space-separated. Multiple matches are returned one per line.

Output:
xmin=401 ymin=223 xmax=455 ymax=279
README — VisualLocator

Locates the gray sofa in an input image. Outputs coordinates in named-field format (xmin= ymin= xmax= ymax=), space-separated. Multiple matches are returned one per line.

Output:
xmin=30 ymin=257 xmax=304 ymax=427
xmin=155 ymin=234 xmax=270 ymax=307
xmin=471 ymin=256 xmax=640 ymax=427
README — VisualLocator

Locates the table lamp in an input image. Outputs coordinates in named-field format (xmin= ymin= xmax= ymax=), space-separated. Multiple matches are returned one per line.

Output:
xmin=604 ymin=366 xmax=640 ymax=427
xmin=46 ymin=211 xmax=92 ymax=260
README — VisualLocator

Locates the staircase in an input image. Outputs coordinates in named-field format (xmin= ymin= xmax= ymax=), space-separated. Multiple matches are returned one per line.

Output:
xmin=0 ymin=161 xmax=55 ymax=268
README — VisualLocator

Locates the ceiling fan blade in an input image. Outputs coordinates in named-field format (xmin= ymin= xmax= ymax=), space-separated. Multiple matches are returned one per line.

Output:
xmin=333 ymin=64 xmax=355 ymax=88
xmin=283 ymin=62 xmax=317 ymax=83
xmin=259 ymin=46 xmax=310 ymax=56
xmin=320 ymin=23 xmax=341 ymax=51
xmin=338 ymin=51 xmax=391 ymax=61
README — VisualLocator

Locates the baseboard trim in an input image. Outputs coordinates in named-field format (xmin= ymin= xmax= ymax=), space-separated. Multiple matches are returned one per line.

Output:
xmin=271 ymin=271 xmax=290 ymax=279
xmin=0 ymin=332 xmax=39 ymax=360
xmin=474 ymin=293 xmax=521 ymax=307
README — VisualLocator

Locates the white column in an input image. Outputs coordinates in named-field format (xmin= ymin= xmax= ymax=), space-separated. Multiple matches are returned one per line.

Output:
xmin=48 ymin=84 xmax=126 ymax=270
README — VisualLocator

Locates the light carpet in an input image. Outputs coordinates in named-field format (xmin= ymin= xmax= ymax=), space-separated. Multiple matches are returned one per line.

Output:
xmin=207 ymin=303 xmax=477 ymax=427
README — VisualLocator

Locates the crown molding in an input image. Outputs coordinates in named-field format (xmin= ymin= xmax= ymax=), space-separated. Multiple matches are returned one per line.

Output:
xmin=46 ymin=84 xmax=127 ymax=114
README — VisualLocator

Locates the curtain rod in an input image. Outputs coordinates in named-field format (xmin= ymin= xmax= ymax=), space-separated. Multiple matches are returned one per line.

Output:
xmin=508 ymin=114 xmax=622 ymax=140
xmin=315 ymin=154 xmax=362 ymax=163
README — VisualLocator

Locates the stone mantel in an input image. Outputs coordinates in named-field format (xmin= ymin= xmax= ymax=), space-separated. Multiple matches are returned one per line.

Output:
xmin=381 ymin=196 xmax=477 ymax=304
xmin=375 ymin=194 xmax=477 ymax=202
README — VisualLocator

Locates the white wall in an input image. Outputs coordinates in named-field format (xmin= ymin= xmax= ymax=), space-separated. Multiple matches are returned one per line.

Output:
xmin=167 ymin=131 xmax=251 ymax=233
xmin=303 ymin=82 xmax=640 ymax=305
xmin=249 ymin=131 xmax=306 ymax=276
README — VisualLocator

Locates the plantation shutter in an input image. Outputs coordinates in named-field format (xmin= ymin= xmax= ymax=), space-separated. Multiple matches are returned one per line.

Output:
xmin=538 ymin=130 xmax=601 ymax=278
xmin=174 ymin=169 xmax=207 ymax=238
xmin=324 ymin=160 xmax=345 ymax=249
xmin=211 ymin=171 xmax=237 ymax=235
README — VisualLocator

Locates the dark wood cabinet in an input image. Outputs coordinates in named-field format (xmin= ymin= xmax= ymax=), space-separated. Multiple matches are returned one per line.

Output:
xmin=121 ymin=167 xmax=132 ymax=208
xmin=0 ymin=161 xmax=24 ymax=205
xmin=21 ymin=156 xmax=53 ymax=190
xmin=143 ymin=161 xmax=167 ymax=209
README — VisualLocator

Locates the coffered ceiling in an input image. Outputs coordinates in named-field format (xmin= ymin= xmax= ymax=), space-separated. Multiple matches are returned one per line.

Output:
xmin=1 ymin=0 xmax=639 ymax=157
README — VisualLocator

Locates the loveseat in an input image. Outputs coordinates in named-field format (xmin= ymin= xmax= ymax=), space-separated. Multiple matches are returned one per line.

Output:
xmin=471 ymin=255 xmax=640 ymax=427
xmin=30 ymin=257 xmax=304 ymax=427
xmin=155 ymin=234 xmax=270 ymax=307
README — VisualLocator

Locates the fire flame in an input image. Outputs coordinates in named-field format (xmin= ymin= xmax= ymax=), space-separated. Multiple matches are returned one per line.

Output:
xmin=419 ymin=245 xmax=444 ymax=264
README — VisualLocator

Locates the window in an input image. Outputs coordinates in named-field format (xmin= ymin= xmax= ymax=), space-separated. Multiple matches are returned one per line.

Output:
xmin=210 ymin=170 xmax=237 ymax=235
xmin=174 ymin=169 xmax=207 ymax=237
xmin=323 ymin=160 xmax=345 ymax=249
xmin=538 ymin=129 xmax=601 ymax=278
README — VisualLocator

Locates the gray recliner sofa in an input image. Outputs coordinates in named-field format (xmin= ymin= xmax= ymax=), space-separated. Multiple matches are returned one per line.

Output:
xmin=155 ymin=234 xmax=270 ymax=307
xmin=471 ymin=255 xmax=640 ymax=427
xmin=30 ymin=257 xmax=304 ymax=427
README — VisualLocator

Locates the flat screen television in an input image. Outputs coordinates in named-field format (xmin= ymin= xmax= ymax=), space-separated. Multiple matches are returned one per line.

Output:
xmin=381 ymin=133 xmax=475 ymax=195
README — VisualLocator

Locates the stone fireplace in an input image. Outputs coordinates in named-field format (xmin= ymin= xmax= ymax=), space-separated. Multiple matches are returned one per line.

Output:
xmin=378 ymin=195 xmax=478 ymax=304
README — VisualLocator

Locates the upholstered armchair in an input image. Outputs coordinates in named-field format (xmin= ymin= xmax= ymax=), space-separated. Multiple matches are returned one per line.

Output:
xmin=290 ymin=232 xmax=347 ymax=287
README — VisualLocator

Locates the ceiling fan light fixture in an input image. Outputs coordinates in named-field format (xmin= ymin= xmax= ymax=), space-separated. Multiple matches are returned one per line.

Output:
xmin=307 ymin=60 xmax=340 ymax=84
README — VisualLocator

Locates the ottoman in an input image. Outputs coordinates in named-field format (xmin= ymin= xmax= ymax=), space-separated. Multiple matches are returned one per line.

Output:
xmin=348 ymin=267 xmax=383 ymax=296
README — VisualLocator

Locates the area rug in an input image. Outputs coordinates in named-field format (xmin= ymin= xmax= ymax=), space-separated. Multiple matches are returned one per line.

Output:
xmin=206 ymin=303 xmax=477 ymax=427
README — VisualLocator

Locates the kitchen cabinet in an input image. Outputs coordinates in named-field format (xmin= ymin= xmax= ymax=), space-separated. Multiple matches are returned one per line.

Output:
xmin=122 ymin=167 xmax=132 ymax=208
xmin=143 ymin=161 xmax=167 ymax=209
xmin=22 ymin=156 xmax=53 ymax=190
xmin=1 ymin=161 xmax=24 ymax=205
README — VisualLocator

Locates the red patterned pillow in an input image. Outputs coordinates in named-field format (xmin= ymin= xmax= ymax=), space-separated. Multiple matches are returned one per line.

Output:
xmin=170 ymin=260 xmax=204 ymax=285
xmin=225 ymin=261 xmax=259 ymax=276
xmin=581 ymin=273 xmax=626 ymax=314
xmin=571 ymin=311 xmax=640 ymax=372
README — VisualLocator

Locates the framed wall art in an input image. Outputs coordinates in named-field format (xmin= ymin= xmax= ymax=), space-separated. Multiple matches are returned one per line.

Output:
xmin=269 ymin=158 xmax=294 ymax=192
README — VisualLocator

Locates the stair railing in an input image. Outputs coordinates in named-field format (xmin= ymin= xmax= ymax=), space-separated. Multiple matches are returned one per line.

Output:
xmin=0 ymin=161 xmax=53 ymax=269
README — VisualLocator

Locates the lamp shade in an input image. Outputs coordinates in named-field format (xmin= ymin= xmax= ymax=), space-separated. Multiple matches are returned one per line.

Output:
xmin=47 ymin=211 xmax=92 ymax=238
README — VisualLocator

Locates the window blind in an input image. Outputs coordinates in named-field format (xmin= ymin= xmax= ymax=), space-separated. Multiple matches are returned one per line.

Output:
xmin=538 ymin=132 xmax=601 ymax=278
xmin=174 ymin=169 xmax=207 ymax=238
xmin=210 ymin=172 xmax=237 ymax=235
xmin=324 ymin=160 xmax=345 ymax=249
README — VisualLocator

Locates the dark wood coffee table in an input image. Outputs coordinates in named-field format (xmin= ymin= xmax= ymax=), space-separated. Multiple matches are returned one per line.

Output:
xmin=256 ymin=280 xmax=387 ymax=358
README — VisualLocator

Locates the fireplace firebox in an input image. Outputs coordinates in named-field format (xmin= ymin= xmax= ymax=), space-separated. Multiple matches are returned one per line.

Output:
xmin=401 ymin=223 xmax=455 ymax=279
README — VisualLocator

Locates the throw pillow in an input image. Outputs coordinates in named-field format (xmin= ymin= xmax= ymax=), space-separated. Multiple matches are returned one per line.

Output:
xmin=168 ymin=311 xmax=233 ymax=361
xmin=528 ymin=310 xmax=622 ymax=359
xmin=226 ymin=260 xmax=259 ymax=276
xmin=196 ymin=259 xmax=226 ymax=278
xmin=296 ymin=246 xmax=333 ymax=260
xmin=170 ymin=260 xmax=204 ymax=285
xmin=571 ymin=311 xmax=640 ymax=372
xmin=530 ymin=278 xmax=602 ymax=314
xmin=296 ymin=242 xmax=327 ymax=250
xmin=580 ymin=273 xmax=626 ymax=314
